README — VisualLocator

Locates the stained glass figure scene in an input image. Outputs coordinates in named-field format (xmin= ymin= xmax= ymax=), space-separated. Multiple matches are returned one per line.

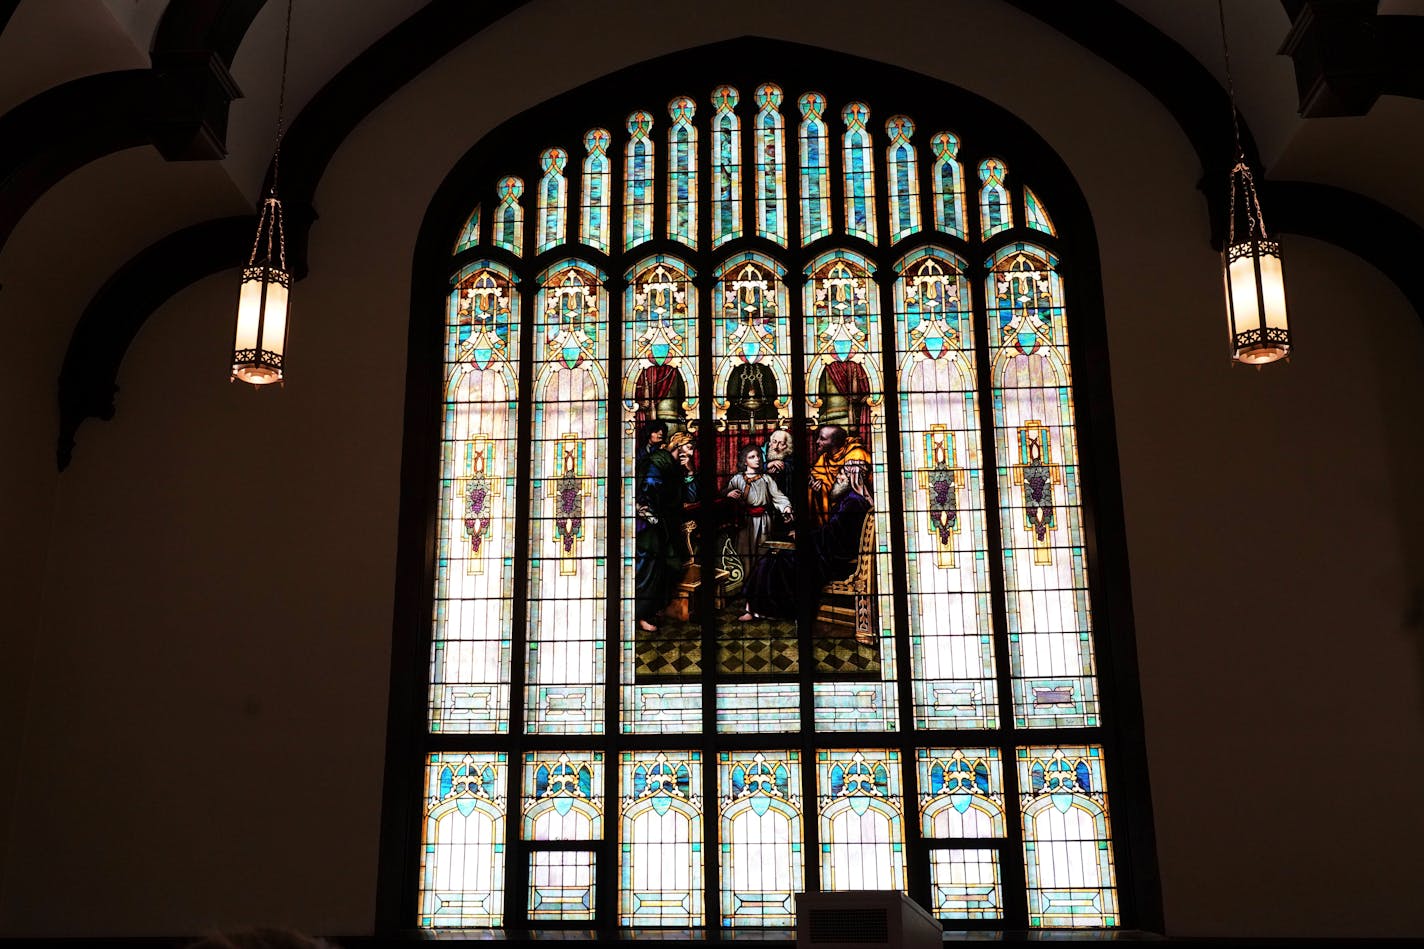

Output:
xmin=429 ymin=82 xmax=1123 ymax=932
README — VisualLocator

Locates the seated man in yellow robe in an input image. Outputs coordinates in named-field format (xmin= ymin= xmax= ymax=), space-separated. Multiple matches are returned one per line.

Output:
xmin=808 ymin=424 xmax=872 ymax=525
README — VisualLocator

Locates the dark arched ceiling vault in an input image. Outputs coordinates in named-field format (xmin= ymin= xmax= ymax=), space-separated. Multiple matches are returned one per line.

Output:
xmin=31 ymin=0 xmax=1424 ymax=469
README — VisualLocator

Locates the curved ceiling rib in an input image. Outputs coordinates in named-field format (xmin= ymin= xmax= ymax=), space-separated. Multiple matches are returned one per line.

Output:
xmin=54 ymin=0 xmax=1424 ymax=469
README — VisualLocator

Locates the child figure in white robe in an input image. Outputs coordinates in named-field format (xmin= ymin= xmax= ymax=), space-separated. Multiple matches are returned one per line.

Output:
xmin=725 ymin=444 xmax=793 ymax=616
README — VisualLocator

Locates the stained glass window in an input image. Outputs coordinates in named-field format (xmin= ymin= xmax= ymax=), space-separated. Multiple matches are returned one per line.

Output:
xmin=430 ymin=262 xmax=520 ymax=735
xmin=798 ymin=92 xmax=831 ymax=245
xmin=537 ymin=147 xmax=569 ymax=255
xmin=931 ymin=132 xmax=967 ymax=239
xmin=987 ymin=245 xmax=1099 ymax=728
xmin=625 ymin=111 xmax=654 ymax=251
xmin=454 ymin=204 xmax=480 ymax=253
xmin=527 ymin=259 xmax=609 ymax=735
xmin=754 ymin=83 xmax=787 ymax=246
xmin=415 ymin=79 xmax=1141 ymax=935
xmin=1024 ymin=185 xmax=1056 ymax=236
xmin=711 ymin=85 xmax=742 ymax=249
xmin=1019 ymin=746 xmax=1119 ymax=927
xmin=886 ymin=115 xmax=921 ymax=243
xmin=842 ymin=102 xmax=877 ymax=244
xmin=582 ymin=128 xmax=612 ymax=253
xmin=668 ymin=96 xmax=698 ymax=248
xmin=492 ymin=176 xmax=524 ymax=256
xmin=979 ymin=158 xmax=1012 ymax=239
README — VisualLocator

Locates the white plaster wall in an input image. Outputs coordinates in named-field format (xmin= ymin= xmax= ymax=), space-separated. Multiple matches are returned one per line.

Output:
xmin=2 ymin=0 xmax=1421 ymax=937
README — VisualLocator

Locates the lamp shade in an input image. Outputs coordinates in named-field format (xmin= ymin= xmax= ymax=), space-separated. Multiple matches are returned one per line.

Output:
xmin=232 ymin=262 xmax=290 ymax=384
xmin=1223 ymin=236 xmax=1290 ymax=365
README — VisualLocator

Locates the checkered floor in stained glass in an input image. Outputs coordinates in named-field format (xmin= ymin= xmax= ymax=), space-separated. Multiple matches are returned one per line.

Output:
xmin=634 ymin=611 xmax=881 ymax=678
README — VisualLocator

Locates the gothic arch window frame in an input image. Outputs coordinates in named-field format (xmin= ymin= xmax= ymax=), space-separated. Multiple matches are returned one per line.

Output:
xmin=381 ymin=39 xmax=1161 ymax=936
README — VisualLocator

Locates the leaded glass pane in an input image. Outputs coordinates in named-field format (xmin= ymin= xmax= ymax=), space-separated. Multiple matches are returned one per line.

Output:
xmin=430 ymin=262 xmax=519 ymax=735
xmin=711 ymin=85 xmax=742 ymax=249
xmin=931 ymin=132 xmax=967 ymax=239
xmin=1024 ymin=185 xmax=1056 ymax=236
xmin=536 ymin=147 xmax=568 ymax=255
xmin=581 ymin=128 xmax=612 ymax=253
xmin=526 ymin=259 xmax=609 ymax=735
xmin=419 ymin=752 xmax=509 ymax=928
xmin=842 ymin=101 xmax=877 ymax=244
xmin=668 ymin=96 xmax=698 ymax=248
xmin=522 ymin=751 xmax=605 ymax=840
xmin=979 ymin=158 xmax=1012 ymax=239
xmin=754 ymin=83 xmax=788 ymax=246
xmin=625 ymin=111 xmax=654 ymax=251
xmin=454 ymin=204 xmax=480 ymax=254
xmin=987 ymin=245 xmax=1099 ymax=728
xmin=718 ymin=751 xmax=804 ymax=926
xmin=621 ymin=255 xmax=703 ymax=733
xmin=916 ymin=747 xmax=1005 ymax=839
xmin=816 ymin=749 xmax=906 ymax=892
xmin=894 ymin=248 xmax=997 ymax=729
xmin=804 ymin=251 xmax=898 ymax=731
xmin=798 ymin=92 xmax=831 ymax=246
xmin=620 ymin=750 xmax=705 ymax=926
xmin=886 ymin=115 xmax=921 ymax=243
xmin=1018 ymin=745 xmax=1119 ymax=928
xmin=529 ymin=851 xmax=596 ymax=921
xmin=492 ymin=176 xmax=524 ymax=256
xmin=929 ymin=850 xmax=1002 ymax=920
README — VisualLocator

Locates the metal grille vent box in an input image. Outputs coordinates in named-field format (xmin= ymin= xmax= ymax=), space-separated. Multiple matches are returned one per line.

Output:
xmin=796 ymin=890 xmax=942 ymax=949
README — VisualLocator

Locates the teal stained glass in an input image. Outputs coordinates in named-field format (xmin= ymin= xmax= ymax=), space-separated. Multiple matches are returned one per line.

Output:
xmin=522 ymin=750 xmax=605 ymax=840
xmin=893 ymin=247 xmax=997 ymax=730
xmin=711 ymin=85 xmax=742 ymax=248
xmin=979 ymin=158 xmax=1012 ymax=238
xmin=841 ymin=101 xmax=877 ymax=244
xmin=536 ymin=147 xmax=568 ymax=254
xmin=1024 ymin=185 xmax=1056 ymax=236
xmin=816 ymin=749 xmax=906 ymax=892
xmin=582 ymin=128 xmax=612 ymax=253
xmin=619 ymin=750 xmax=705 ymax=926
xmin=667 ymin=96 xmax=698 ymax=248
xmin=931 ymin=132 xmax=967 ymax=239
xmin=754 ymin=83 xmax=788 ymax=246
xmin=430 ymin=261 xmax=521 ymax=735
xmin=528 ymin=851 xmax=596 ymax=921
xmin=798 ymin=92 xmax=831 ymax=245
xmin=625 ymin=111 xmax=654 ymax=250
xmin=1018 ymin=745 xmax=1119 ymax=928
xmin=454 ymin=204 xmax=480 ymax=253
xmin=492 ymin=176 xmax=524 ymax=256
xmin=419 ymin=752 xmax=508 ymax=927
xmin=718 ymin=751 xmax=804 ymax=926
xmin=885 ymin=115 xmax=921 ymax=243
xmin=526 ymin=259 xmax=610 ymax=736
xmin=916 ymin=747 xmax=1005 ymax=839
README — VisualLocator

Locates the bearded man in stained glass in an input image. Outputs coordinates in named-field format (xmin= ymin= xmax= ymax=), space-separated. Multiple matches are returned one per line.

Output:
xmin=808 ymin=423 xmax=872 ymax=525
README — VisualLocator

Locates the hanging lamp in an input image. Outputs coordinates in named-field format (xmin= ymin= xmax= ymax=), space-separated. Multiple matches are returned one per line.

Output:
xmin=232 ymin=0 xmax=296 ymax=386
xmin=1218 ymin=0 xmax=1291 ymax=366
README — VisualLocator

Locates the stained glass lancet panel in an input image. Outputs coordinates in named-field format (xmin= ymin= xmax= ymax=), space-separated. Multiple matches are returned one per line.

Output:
xmin=886 ymin=115 xmax=921 ymax=243
xmin=894 ymin=248 xmax=997 ymax=729
xmin=711 ymin=85 xmax=742 ymax=249
xmin=979 ymin=159 xmax=1012 ymax=239
xmin=917 ymin=748 xmax=1006 ymax=921
xmin=718 ymin=751 xmax=804 ymax=927
xmin=842 ymin=102 xmax=877 ymax=244
xmin=625 ymin=111 xmax=654 ymax=251
xmin=1024 ymin=185 xmax=1057 ymax=237
xmin=754 ymin=83 xmax=788 ymax=246
xmin=536 ymin=148 xmax=568 ymax=255
xmin=430 ymin=263 xmax=519 ymax=734
xmin=526 ymin=260 xmax=609 ymax=735
xmin=582 ymin=128 xmax=612 ymax=253
xmin=988 ymin=245 xmax=1099 ymax=728
xmin=668 ymin=96 xmax=698 ymax=248
xmin=454 ymin=204 xmax=480 ymax=254
xmin=804 ymin=251 xmax=898 ymax=731
xmin=523 ymin=751 xmax=604 ymax=921
xmin=1018 ymin=746 xmax=1119 ymax=927
xmin=492 ymin=176 xmax=524 ymax=256
xmin=711 ymin=252 xmax=800 ymax=733
xmin=816 ymin=749 xmax=907 ymax=892
xmin=419 ymin=752 xmax=508 ymax=928
xmin=621 ymin=255 xmax=702 ymax=734
xmin=798 ymin=92 xmax=832 ymax=246
xmin=619 ymin=751 xmax=705 ymax=926
xmin=931 ymin=132 xmax=967 ymax=240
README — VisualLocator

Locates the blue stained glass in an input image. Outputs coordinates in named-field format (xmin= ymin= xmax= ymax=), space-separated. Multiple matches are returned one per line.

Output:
xmin=754 ymin=83 xmax=787 ymax=246
xmin=885 ymin=115 xmax=921 ymax=243
xmin=492 ymin=176 xmax=524 ymax=256
xmin=625 ymin=111 xmax=654 ymax=250
xmin=668 ymin=96 xmax=698 ymax=248
xmin=419 ymin=752 xmax=509 ymax=927
xmin=798 ymin=92 xmax=832 ymax=245
xmin=979 ymin=158 xmax=1012 ymax=238
xmin=842 ymin=101 xmax=877 ymax=244
xmin=931 ymin=132 xmax=967 ymax=239
xmin=581 ymin=128 xmax=611 ymax=252
xmin=454 ymin=204 xmax=480 ymax=254
xmin=1018 ymin=746 xmax=1119 ymax=928
xmin=536 ymin=147 xmax=568 ymax=254
xmin=711 ymin=85 xmax=742 ymax=248
xmin=718 ymin=751 xmax=804 ymax=926
xmin=619 ymin=750 xmax=705 ymax=926
xmin=1024 ymin=185 xmax=1056 ymax=236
